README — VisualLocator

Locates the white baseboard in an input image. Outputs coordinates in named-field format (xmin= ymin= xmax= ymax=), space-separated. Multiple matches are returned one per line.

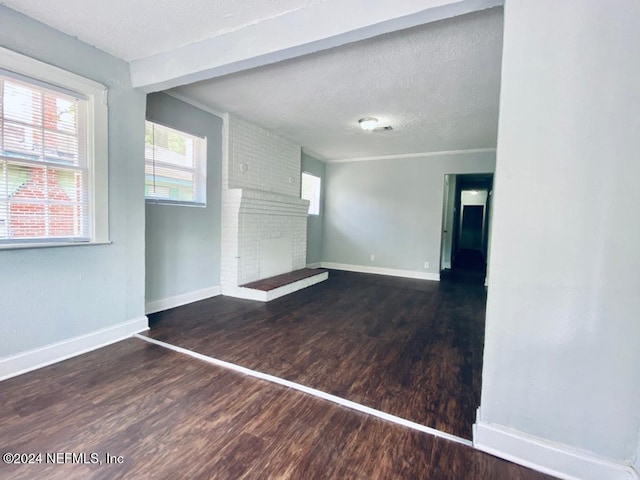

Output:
xmin=474 ymin=418 xmax=637 ymax=480
xmin=222 ymin=272 xmax=329 ymax=302
xmin=0 ymin=316 xmax=149 ymax=381
xmin=321 ymin=262 xmax=440 ymax=281
xmin=145 ymin=285 xmax=221 ymax=314
xmin=306 ymin=262 xmax=322 ymax=268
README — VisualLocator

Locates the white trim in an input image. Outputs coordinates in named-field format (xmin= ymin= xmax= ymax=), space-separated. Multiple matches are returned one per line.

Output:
xmin=306 ymin=262 xmax=322 ymax=268
xmin=0 ymin=46 xmax=109 ymax=244
xmin=327 ymin=148 xmax=497 ymax=164
xmin=321 ymin=262 xmax=440 ymax=281
xmin=473 ymin=418 xmax=638 ymax=480
xmin=0 ymin=317 xmax=149 ymax=381
xmin=0 ymin=241 xmax=112 ymax=251
xmin=0 ymin=47 xmax=106 ymax=95
xmin=136 ymin=334 xmax=472 ymax=447
xmin=145 ymin=286 xmax=221 ymax=314
xmin=164 ymin=91 xmax=225 ymax=119
xmin=145 ymin=120 xmax=207 ymax=205
xmin=222 ymin=272 xmax=328 ymax=302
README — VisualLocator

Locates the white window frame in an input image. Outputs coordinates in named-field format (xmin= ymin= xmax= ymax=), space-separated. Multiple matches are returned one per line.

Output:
xmin=144 ymin=120 xmax=207 ymax=207
xmin=301 ymin=171 xmax=321 ymax=216
xmin=0 ymin=46 xmax=109 ymax=249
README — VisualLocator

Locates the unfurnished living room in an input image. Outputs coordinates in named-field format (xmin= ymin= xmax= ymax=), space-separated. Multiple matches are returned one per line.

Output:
xmin=1 ymin=1 xmax=639 ymax=480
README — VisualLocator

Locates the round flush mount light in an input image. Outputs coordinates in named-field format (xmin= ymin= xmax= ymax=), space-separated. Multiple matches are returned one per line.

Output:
xmin=358 ymin=117 xmax=379 ymax=131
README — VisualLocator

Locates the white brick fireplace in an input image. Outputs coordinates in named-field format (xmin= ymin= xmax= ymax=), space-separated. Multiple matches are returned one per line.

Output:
xmin=220 ymin=114 xmax=310 ymax=294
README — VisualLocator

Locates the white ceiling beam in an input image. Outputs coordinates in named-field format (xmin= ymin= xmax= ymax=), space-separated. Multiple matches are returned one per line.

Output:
xmin=131 ymin=0 xmax=502 ymax=92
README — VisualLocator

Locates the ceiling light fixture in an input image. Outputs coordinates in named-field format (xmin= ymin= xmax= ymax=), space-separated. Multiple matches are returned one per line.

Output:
xmin=359 ymin=117 xmax=379 ymax=131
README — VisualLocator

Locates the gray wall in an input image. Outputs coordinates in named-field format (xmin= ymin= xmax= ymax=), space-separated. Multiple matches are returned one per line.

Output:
xmin=145 ymin=93 xmax=222 ymax=304
xmin=0 ymin=6 xmax=146 ymax=356
xmin=301 ymin=152 xmax=325 ymax=265
xmin=322 ymin=152 xmax=495 ymax=276
xmin=481 ymin=0 xmax=640 ymax=463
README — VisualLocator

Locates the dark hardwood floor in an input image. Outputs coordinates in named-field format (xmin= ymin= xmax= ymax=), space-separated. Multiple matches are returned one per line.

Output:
xmin=148 ymin=270 xmax=487 ymax=440
xmin=0 ymin=339 xmax=556 ymax=480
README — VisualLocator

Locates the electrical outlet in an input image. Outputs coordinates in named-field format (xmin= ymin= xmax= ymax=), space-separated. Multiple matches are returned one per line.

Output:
xmin=424 ymin=261 xmax=429 ymax=269
xmin=370 ymin=254 xmax=375 ymax=262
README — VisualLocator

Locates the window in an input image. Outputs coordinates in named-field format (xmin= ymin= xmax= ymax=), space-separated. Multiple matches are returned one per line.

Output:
xmin=301 ymin=172 xmax=321 ymax=216
xmin=145 ymin=121 xmax=206 ymax=206
xmin=0 ymin=47 xmax=108 ymax=247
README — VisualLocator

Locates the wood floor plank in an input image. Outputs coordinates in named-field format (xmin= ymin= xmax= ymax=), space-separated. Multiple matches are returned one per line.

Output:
xmin=0 ymin=338 xmax=557 ymax=480
xmin=241 ymin=268 xmax=328 ymax=291
xmin=148 ymin=270 xmax=487 ymax=439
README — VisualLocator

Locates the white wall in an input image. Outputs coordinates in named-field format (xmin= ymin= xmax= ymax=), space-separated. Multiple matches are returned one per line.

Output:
xmin=0 ymin=6 xmax=146 ymax=361
xmin=145 ymin=93 xmax=222 ymax=307
xmin=480 ymin=0 xmax=640 ymax=466
xmin=223 ymin=114 xmax=300 ymax=195
xmin=220 ymin=114 xmax=308 ymax=287
xmin=322 ymin=152 xmax=495 ymax=277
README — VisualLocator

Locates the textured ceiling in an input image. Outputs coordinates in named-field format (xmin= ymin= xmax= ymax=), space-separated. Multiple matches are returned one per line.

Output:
xmin=172 ymin=8 xmax=503 ymax=161
xmin=0 ymin=0 xmax=326 ymax=61
xmin=2 ymin=0 xmax=503 ymax=161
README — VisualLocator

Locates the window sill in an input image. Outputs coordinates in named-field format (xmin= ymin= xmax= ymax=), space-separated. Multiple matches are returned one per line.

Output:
xmin=0 ymin=240 xmax=112 ymax=251
xmin=145 ymin=199 xmax=206 ymax=208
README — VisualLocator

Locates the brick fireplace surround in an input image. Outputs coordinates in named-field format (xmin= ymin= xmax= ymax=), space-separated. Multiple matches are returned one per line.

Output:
xmin=220 ymin=114 xmax=326 ymax=300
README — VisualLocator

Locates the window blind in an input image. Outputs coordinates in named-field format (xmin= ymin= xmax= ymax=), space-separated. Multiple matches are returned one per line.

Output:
xmin=144 ymin=121 xmax=206 ymax=206
xmin=0 ymin=73 xmax=89 ymax=242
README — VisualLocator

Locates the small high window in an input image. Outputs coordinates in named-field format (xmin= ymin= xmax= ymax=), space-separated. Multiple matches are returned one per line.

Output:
xmin=301 ymin=172 xmax=321 ymax=216
xmin=144 ymin=121 xmax=206 ymax=206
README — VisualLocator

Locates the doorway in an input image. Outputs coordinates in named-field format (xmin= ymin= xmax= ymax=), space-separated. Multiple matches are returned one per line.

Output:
xmin=440 ymin=173 xmax=494 ymax=283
